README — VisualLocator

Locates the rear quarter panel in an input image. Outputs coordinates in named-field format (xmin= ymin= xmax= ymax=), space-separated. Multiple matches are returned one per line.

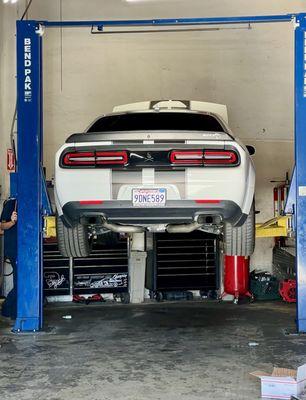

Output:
xmin=55 ymin=143 xmax=113 ymax=212
xmin=185 ymin=141 xmax=255 ymax=214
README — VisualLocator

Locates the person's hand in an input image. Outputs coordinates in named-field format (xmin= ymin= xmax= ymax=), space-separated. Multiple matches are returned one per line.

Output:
xmin=11 ymin=211 xmax=17 ymax=223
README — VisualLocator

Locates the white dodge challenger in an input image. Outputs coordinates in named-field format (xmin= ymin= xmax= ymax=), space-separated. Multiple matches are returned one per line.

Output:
xmin=55 ymin=100 xmax=255 ymax=258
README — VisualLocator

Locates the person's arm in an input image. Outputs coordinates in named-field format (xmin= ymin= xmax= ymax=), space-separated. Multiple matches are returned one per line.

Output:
xmin=0 ymin=211 xmax=17 ymax=230
xmin=1 ymin=220 xmax=16 ymax=230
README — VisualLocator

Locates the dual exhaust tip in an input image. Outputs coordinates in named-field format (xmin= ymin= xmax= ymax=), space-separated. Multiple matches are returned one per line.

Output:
xmin=101 ymin=215 xmax=220 ymax=234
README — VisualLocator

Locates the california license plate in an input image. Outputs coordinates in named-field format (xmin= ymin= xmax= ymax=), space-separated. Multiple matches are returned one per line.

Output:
xmin=132 ymin=188 xmax=166 ymax=207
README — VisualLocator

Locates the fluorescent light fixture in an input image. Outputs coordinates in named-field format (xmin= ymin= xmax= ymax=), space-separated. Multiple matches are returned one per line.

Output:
xmin=2 ymin=0 xmax=19 ymax=3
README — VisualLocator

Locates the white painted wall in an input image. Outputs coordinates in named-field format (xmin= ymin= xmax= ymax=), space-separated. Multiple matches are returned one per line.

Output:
xmin=0 ymin=0 xmax=300 ymax=269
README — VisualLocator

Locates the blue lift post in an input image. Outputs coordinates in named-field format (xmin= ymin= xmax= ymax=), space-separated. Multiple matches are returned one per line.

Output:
xmin=14 ymin=13 xmax=306 ymax=332
xmin=14 ymin=21 xmax=43 ymax=332
xmin=295 ymin=14 xmax=306 ymax=333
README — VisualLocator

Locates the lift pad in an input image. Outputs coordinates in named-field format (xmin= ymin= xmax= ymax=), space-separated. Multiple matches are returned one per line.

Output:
xmin=256 ymin=216 xmax=291 ymax=238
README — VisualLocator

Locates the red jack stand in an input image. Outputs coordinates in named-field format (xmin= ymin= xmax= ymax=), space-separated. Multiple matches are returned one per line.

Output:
xmin=221 ymin=255 xmax=254 ymax=304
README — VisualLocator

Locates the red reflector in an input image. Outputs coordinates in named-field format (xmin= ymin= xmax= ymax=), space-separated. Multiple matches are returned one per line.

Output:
xmin=79 ymin=200 xmax=104 ymax=205
xmin=195 ymin=200 xmax=221 ymax=204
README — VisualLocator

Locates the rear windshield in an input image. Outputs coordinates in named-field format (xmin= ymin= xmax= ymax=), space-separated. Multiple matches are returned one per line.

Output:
xmin=87 ymin=112 xmax=224 ymax=133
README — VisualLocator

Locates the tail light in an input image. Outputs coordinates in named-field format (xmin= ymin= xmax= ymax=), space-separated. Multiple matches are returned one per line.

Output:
xmin=170 ymin=151 xmax=203 ymax=165
xmin=204 ymin=150 xmax=238 ymax=165
xmin=62 ymin=150 xmax=128 ymax=167
xmin=61 ymin=148 xmax=238 ymax=169
xmin=170 ymin=150 xmax=238 ymax=166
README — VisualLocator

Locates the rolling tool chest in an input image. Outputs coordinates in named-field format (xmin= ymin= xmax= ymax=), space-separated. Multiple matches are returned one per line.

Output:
xmin=43 ymin=238 xmax=128 ymax=299
xmin=146 ymin=231 xmax=219 ymax=296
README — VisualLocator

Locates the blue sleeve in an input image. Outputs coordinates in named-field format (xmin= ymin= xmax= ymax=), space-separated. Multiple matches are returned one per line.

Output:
xmin=1 ymin=200 xmax=14 ymax=222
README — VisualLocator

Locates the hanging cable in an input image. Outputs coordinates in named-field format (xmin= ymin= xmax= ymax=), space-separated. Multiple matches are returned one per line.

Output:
xmin=9 ymin=106 xmax=17 ymax=168
xmin=60 ymin=0 xmax=63 ymax=91
xmin=21 ymin=0 xmax=33 ymax=21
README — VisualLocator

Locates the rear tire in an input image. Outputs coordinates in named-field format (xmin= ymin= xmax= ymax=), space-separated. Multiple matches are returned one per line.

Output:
xmin=56 ymin=215 xmax=91 ymax=258
xmin=224 ymin=200 xmax=255 ymax=256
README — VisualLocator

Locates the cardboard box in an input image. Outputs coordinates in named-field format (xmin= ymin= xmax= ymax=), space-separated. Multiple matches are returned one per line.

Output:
xmin=251 ymin=365 xmax=306 ymax=399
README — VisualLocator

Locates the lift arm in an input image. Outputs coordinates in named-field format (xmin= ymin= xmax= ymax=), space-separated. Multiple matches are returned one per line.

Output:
xmin=256 ymin=216 xmax=291 ymax=238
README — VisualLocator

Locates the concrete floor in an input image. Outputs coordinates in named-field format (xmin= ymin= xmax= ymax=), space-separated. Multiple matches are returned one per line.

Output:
xmin=0 ymin=301 xmax=303 ymax=400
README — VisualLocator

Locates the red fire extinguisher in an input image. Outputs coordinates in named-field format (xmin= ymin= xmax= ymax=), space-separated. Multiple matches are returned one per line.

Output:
xmin=221 ymin=255 xmax=253 ymax=304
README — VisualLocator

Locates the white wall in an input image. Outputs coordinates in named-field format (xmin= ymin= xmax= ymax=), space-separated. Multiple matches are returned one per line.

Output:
xmin=0 ymin=2 xmax=22 ymax=200
xmin=0 ymin=0 xmax=301 ymax=269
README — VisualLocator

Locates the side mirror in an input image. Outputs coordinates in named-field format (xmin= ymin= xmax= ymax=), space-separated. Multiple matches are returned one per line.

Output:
xmin=246 ymin=145 xmax=256 ymax=156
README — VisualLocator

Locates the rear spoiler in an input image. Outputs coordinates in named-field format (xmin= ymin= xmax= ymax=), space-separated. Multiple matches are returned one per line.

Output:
xmin=66 ymin=130 xmax=234 ymax=144
xmin=113 ymin=100 xmax=229 ymax=124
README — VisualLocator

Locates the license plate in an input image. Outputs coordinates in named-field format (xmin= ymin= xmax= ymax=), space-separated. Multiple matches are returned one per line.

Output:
xmin=132 ymin=188 xmax=166 ymax=207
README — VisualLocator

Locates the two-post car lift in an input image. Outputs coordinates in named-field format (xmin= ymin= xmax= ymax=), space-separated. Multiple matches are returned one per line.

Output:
xmin=14 ymin=13 xmax=306 ymax=332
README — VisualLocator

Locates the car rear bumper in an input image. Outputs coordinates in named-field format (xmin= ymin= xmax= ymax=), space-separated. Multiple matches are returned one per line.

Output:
xmin=62 ymin=200 xmax=246 ymax=227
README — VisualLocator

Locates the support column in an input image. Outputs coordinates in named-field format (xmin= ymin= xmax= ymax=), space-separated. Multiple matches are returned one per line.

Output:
xmin=14 ymin=21 xmax=43 ymax=332
xmin=128 ymin=233 xmax=147 ymax=303
xmin=295 ymin=14 xmax=306 ymax=333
